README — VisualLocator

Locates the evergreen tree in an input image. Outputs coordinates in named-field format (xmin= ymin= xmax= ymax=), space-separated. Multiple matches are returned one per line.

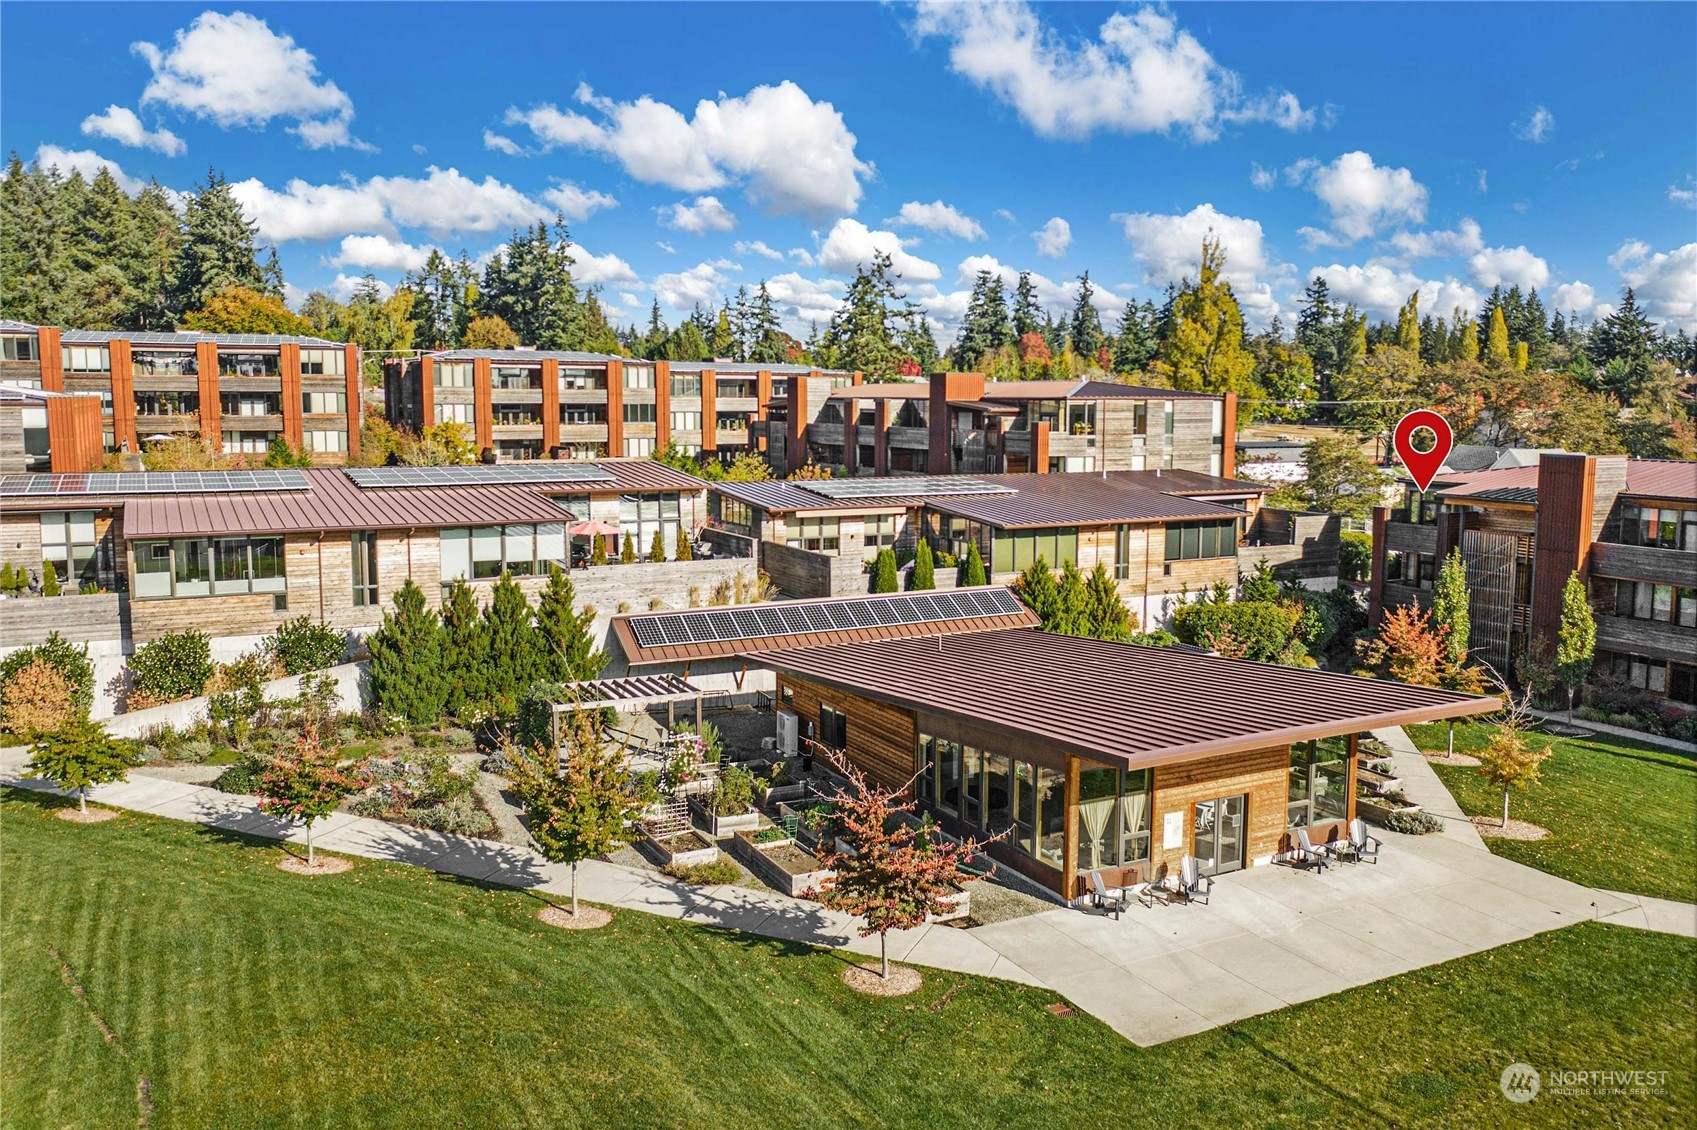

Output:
xmin=648 ymin=530 xmax=667 ymax=562
xmin=668 ymin=319 xmax=709 ymax=362
xmin=1452 ymin=310 xmax=1480 ymax=361
xmin=441 ymin=579 xmax=490 ymax=719
xmin=1395 ymin=292 xmax=1421 ymax=356
xmin=746 ymin=283 xmax=788 ymax=363
xmin=1485 ymin=306 xmax=1512 ymax=367
xmin=951 ymin=270 xmax=1011 ymax=368
xmin=1055 ymin=560 xmax=1090 ymax=635
xmin=1589 ymin=287 xmax=1657 ymax=401
xmin=481 ymin=573 xmax=546 ymax=721
xmin=620 ymin=534 xmax=637 ymax=564
xmin=174 ymin=170 xmax=269 ymax=313
xmin=401 ymin=249 xmax=477 ymax=349
xmin=1240 ymin=558 xmax=1281 ymax=603
xmin=907 ymin=539 xmax=935 ymax=590
xmin=639 ymin=299 xmax=670 ymax=359
xmin=1156 ymin=238 xmax=1256 ymax=394
xmin=825 ymin=251 xmax=911 ymax=379
xmin=128 ymin=181 xmax=185 ymax=330
xmin=901 ymin=311 xmax=941 ymax=374
xmin=481 ymin=218 xmax=582 ymax=349
xmin=1521 ymin=289 xmax=1552 ymax=371
xmin=1113 ymin=299 xmax=1159 ymax=374
xmin=1014 ymin=557 xmax=1061 ymax=628
xmin=870 ymin=548 xmax=899 ymax=593
xmin=710 ymin=303 xmax=737 ymax=359
xmin=534 ymin=565 xmax=608 ymax=683
xmin=957 ymin=542 xmax=987 ymax=587
xmin=1069 ymin=272 xmax=1104 ymax=361
xmin=1083 ymin=562 xmax=1133 ymax=642
xmin=366 ymin=579 xmax=450 ymax=726
xmin=1012 ymin=272 xmax=1042 ymax=339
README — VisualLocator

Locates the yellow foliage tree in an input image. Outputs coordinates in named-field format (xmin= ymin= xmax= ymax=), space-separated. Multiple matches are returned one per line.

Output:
xmin=1485 ymin=306 xmax=1512 ymax=367
xmin=183 ymin=287 xmax=314 ymax=335
xmin=1155 ymin=237 xmax=1256 ymax=395
xmin=0 ymin=657 xmax=78 ymax=738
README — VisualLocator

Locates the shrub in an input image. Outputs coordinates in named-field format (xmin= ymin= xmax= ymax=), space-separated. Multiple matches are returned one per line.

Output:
xmin=590 ymin=536 xmax=609 ymax=566
xmin=405 ymin=795 xmax=493 ymax=835
xmin=0 ymin=562 xmax=25 ymax=595
xmin=213 ymin=762 xmax=262 ymax=795
xmin=0 ymin=632 xmax=94 ymax=721
xmin=710 ymin=764 xmax=757 ymax=816
xmin=1173 ymin=600 xmax=1302 ymax=664
xmin=0 ymin=658 xmax=79 ymax=737
xmin=207 ymin=649 xmax=274 ymax=742
xmin=620 ymin=536 xmax=637 ymax=565
xmin=663 ymin=858 xmax=742 ymax=885
xmin=1384 ymin=810 xmax=1444 ymax=835
xmin=40 ymin=560 xmax=60 ymax=596
xmin=648 ymin=531 xmax=666 ymax=562
xmin=128 ymin=630 xmax=214 ymax=703
xmin=674 ymin=535 xmax=693 ymax=562
xmin=267 ymin=616 xmax=347 ymax=675
xmin=1338 ymin=531 xmax=1372 ymax=582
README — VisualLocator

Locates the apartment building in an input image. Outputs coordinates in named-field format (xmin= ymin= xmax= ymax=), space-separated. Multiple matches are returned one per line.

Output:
xmin=1370 ymin=452 xmax=1697 ymax=705
xmin=756 ymin=371 xmax=1236 ymax=480
xmin=0 ymin=322 xmax=362 ymax=465
xmin=383 ymin=350 xmax=858 ymax=463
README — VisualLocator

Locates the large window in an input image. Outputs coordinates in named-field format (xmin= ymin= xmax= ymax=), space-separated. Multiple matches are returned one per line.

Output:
xmin=300 ymin=348 xmax=345 ymax=376
xmin=221 ymin=393 xmax=282 ymax=417
xmin=3 ymin=335 xmax=37 ymax=362
xmin=222 ymin=430 xmax=275 ymax=454
xmin=493 ymin=402 xmax=541 ymax=425
xmin=559 ymin=366 xmax=607 ymax=391
xmin=786 ymin=517 xmax=840 ymax=554
xmin=1615 ymin=580 xmax=1697 ymax=627
xmin=1288 ymin=737 xmax=1350 ymax=828
xmin=916 ymin=735 xmax=1067 ymax=871
xmin=1596 ymin=650 xmax=1693 ymax=701
xmin=135 ymin=391 xmax=199 ymax=416
xmin=40 ymin=511 xmax=100 ymax=588
xmin=496 ymin=439 xmax=543 ymax=460
xmin=863 ymin=514 xmax=898 ymax=558
xmin=618 ymin=492 xmax=680 ymax=556
xmin=436 ymin=402 xmax=473 ymax=425
xmin=1405 ymin=489 xmax=1439 ymax=524
xmin=1619 ymin=505 xmax=1697 ymax=551
xmin=306 ymin=429 xmax=347 ymax=454
xmin=436 ymin=361 xmax=473 ymax=388
xmin=717 ymin=377 xmax=758 ymax=399
xmin=561 ymin=403 xmax=608 ymax=426
xmin=715 ymin=496 xmax=755 ymax=531
xmin=715 ymin=411 xmax=748 ymax=433
xmin=217 ymin=352 xmax=280 ymax=377
xmin=893 ymin=399 xmax=928 ymax=428
xmin=492 ymin=365 xmax=541 ymax=390
xmin=991 ymin=526 xmax=1077 ymax=573
xmin=302 ymin=390 xmax=346 ymax=415
xmin=623 ymin=364 xmax=656 ymax=389
xmin=623 ymin=437 xmax=655 ymax=458
xmin=1163 ymin=519 xmax=1239 ymax=562
xmin=131 ymin=536 xmax=284 ymax=600
xmin=131 ymin=349 xmax=195 ymax=375
xmin=819 ymin=704 xmax=847 ymax=749
xmin=1076 ymin=766 xmax=1152 ymax=871
xmin=670 ymin=371 xmax=702 ymax=397
xmin=624 ymin=402 xmax=657 ymax=425
xmin=351 ymin=532 xmax=379 ymax=606
xmin=62 ymin=345 xmax=111 ymax=373
xmin=670 ymin=410 xmax=702 ymax=432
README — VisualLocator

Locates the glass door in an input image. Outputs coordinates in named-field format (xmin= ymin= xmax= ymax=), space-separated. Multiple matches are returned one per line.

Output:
xmin=1193 ymin=794 xmax=1247 ymax=876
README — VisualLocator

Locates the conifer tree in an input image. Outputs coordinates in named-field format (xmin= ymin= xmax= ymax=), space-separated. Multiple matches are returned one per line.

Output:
xmin=534 ymin=565 xmax=608 ymax=683
xmin=1157 ymin=238 xmax=1255 ymax=395
xmin=1014 ymin=557 xmax=1061 ymax=628
xmin=1395 ymin=292 xmax=1421 ymax=356
xmin=1485 ymin=306 xmax=1512 ymax=367
xmin=746 ymin=283 xmax=788 ymax=363
xmin=1452 ymin=310 xmax=1480 ymax=361
xmin=40 ymin=560 xmax=60 ymax=597
xmin=1430 ymin=549 xmax=1471 ymax=667
xmin=1012 ymin=272 xmax=1042 ymax=339
xmin=1069 ymin=272 xmax=1104 ymax=360
xmin=870 ymin=548 xmax=899 ymax=594
xmin=957 ymin=542 xmax=987 ymax=587
xmin=1240 ymin=557 xmax=1281 ymax=604
xmin=620 ymin=535 xmax=637 ymax=565
xmin=366 ymin=579 xmax=449 ymax=726
xmin=648 ymin=530 xmax=667 ymax=562
xmin=1113 ymin=300 xmax=1159 ymax=374
xmin=441 ymin=579 xmax=490 ymax=719
xmin=825 ymin=252 xmax=911 ymax=379
xmin=1055 ymin=560 xmax=1090 ymax=635
xmin=907 ymin=539 xmax=935 ymax=591
xmin=174 ymin=170 xmax=269 ymax=313
xmin=1083 ymin=562 xmax=1133 ymax=642
xmin=481 ymin=573 xmax=546 ymax=720
xmin=482 ymin=218 xmax=583 ymax=349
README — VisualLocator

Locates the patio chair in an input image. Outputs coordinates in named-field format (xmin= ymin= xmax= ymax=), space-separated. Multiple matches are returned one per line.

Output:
xmin=1173 ymin=855 xmax=1214 ymax=905
xmin=1294 ymin=827 xmax=1333 ymax=872
xmin=1088 ymin=870 xmax=1130 ymax=919
xmin=1339 ymin=818 xmax=1382 ymax=865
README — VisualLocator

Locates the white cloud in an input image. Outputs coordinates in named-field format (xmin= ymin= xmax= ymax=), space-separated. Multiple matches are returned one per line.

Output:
xmin=483 ymin=130 xmax=525 ymax=156
xmin=80 ymin=105 xmax=185 ymax=156
xmin=994 ymin=208 xmax=1017 ymax=224
xmin=1113 ymin=202 xmax=1285 ymax=326
xmin=660 ymin=195 xmax=737 ymax=234
xmin=1476 ymin=168 xmax=1488 ymax=193
xmin=763 ymin=272 xmax=848 ymax=326
xmin=1386 ymin=218 xmax=1484 ymax=262
xmin=134 ymin=11 xmax=372 ymax=151
xmin=1032 ymin=216 xmax=1072 ymax=258
xmin=33 ymin=145 xmax=145 ymax=193
xmin=1249 ymin=162 xmax=1276 ymax=190
xmin=1293 ymin=151 xmax=1427 ymax=247
xmin=817 ymin=218 xmax=942 ymax=282
xmin=327 ymin=234 xmax=435 ymax=273
xmin=1549 ymin=281 xmax=1597 ymax=315
xmin=230 ymin=166 xmax=551 ymax=243
xmin=653 ymin=261 xmax=729 ymax=309
xmin=657 ymin=241 xmax=676 ymax=254
xmin=788 ymin=247 xmax=816 ymax=267
xmin=542 ymin=182 xmax=617 ymax=222
xmin=1619 ymin=243 xmax=1697 ymax=331
xmin=1309 ymin=261 xmax=1480 ymax=323
xmin=890 ymin=200 xmax=985 ymax=240
xmin=506 ymin=80 xmax=870 ymax=217
xmin=911 ymin=1 xmax=1312 ymax=143
xmin=1468 ymin=245 xmax=1551 ymax=290
xmin=734 ymin=240 xmax=785 ymax=261
xmin=710 ymin=258 xmax=742 ymax=271
xmin=326 ymin=273 xmax=393 ymax=302
xmin=1668 ymin=176 xmax=1696 ymax=210
xmin=1514 ymin=105 xmax=1555 ymax=143
xmin=411 ymin=144 xmax=427 ymax=156
xmin=565 ymin=244 xmax=639 ymax=285
xmin=1608 ymin=239 xmax=1651 ymax=271
xmin=620 ymin=292 xmax=641 ymax=307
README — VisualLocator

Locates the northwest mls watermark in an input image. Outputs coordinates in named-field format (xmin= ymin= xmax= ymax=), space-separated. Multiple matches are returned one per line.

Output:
xmin=1499 ymin=1062 xmax=1671 ymax=1102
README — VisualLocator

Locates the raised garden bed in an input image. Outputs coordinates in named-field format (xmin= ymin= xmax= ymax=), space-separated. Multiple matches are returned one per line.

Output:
xmin=1357 ymin=795 xmax=1421 ymax=825
xmin=731 ymin=830 xmax=834 ymax=897
xmin=688 ymin=795 xmax=762 ymax=837
xmin=1356 ymin=767 xmax=1403 ymax=795
xmin=760 ymin=782 xmax=807 ymax=805
xmin=646 ymin=828 xmax=720 ymax=868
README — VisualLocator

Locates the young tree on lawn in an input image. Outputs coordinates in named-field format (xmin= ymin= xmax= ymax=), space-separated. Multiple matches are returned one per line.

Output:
xmin=956 ymin=541 xmax=987 ymax=587
xmin=26 ymin=720 xmax=139 ymax=814
xmin=1554 ymin=570 xmax=1595 ymax=724
xmin=1475 ymin=688 xmax=1552 ymax=827
xmin=366 ymin=579 xmax=449 ymax=726
xmin=505 ymin=711 xmax=647 ymax=918
xmin=870 ymin=548 xmax=899 ymax=594
xmin=257 ymin=724 xmax=372 ymax=865
xmin=808 ymin=754 xmax=996 ymax=982
xmin=907 ymin=539 xmax=935 ymax=590
xmin=1431 ymin=548 xmax=1471 ymax=667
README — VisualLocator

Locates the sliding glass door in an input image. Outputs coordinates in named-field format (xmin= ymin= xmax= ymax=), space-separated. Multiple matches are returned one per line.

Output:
xmin=1193 ymin=794 xmax=1246 ymax=877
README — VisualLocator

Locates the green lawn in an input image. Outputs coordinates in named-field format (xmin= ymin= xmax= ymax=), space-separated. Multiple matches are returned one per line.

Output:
xmin=4 ymin=789 xmax=1693 ymax=1130
xmin=1407 ymin=721 xmax=1697 ymax=902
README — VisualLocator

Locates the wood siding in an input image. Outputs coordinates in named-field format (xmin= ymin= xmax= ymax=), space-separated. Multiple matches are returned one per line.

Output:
xmin=1151 ymin=745 xmax=1292 ymax=878
xmin=777 ymin=675 xmax=918 ymax=790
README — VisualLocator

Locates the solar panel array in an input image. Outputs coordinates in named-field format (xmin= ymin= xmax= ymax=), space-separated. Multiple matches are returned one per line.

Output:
xmin=344 ymin=464 xmax=616 ymax=489
xmin=0 ymin=470 xmax=309 ymax=497
xmin=58 ymin=331 xmax=340 ymax=347
xmin=625 ymin=587 xmax=1025 ymax=649
xmin=797 ymin=476 xmax=1015 ymax=500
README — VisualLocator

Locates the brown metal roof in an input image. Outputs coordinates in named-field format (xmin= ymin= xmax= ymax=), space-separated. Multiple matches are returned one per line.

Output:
xmin=825 ymin=383 xmax=930 ymax=401
xmin=612 ymin=588 xmax=1040 ymax=665
xmin=752 ymin=628 xmax=1499 ymax=770
xmin=1436 ymin=459 xmax=1697 ymax=507
xmin=922 ymin=472 xmax=1253 ymax=528
xmin=1620 ymin=459 xmax=1697 ymax=503
xmin=589 ymin=459 xmax=712 ymax=492
xmin=981 ymin=379 xmax=1219 ymax=401
xmin=712 ymin=479 xmax=936 ymax=514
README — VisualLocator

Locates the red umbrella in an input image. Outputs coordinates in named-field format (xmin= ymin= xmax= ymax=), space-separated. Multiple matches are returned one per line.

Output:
xmin=567 ymin=520 xmax=622 ymax=538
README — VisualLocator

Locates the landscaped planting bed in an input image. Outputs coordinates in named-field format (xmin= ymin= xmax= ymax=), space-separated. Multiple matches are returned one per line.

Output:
xmin=647 ymin=828 xmax=720 ymax=868
xmin=731 ymin=829 xmax=834 ymax=897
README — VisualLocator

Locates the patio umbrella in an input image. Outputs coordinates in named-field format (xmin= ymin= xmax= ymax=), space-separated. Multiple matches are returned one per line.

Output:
xmin=567 ymin=520 xmax=622 ymax=538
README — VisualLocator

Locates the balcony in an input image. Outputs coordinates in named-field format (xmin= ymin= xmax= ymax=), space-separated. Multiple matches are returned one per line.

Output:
xmin=1596 ymin=614 xmax=1696 ymax=663
xmin=1589 ymin=541 xmax=1697 ymax=587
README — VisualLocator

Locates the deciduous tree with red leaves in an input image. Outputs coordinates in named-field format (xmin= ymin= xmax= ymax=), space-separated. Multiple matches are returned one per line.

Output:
xmin=257 ymin=723 xmax=372 ymax=866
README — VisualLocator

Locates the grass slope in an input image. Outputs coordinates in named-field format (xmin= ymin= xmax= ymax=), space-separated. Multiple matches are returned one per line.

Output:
xmin=1407 ymin=721 xmax=1697 ymax=902
xmin=3 ymin=788 xmax=1692 ymax=1129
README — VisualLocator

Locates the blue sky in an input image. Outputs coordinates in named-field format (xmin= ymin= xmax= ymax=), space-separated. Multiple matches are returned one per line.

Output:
xmin=4 ymin=2 xmax=1694 ymax=339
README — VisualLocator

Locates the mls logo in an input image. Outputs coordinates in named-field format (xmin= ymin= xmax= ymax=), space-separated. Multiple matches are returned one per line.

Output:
xmin=1499 ymin=1063 xmax=1541 ymax=1103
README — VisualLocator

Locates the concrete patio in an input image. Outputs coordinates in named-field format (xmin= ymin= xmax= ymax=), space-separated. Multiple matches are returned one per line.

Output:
xmin=5 ymin=727 xmax=1692 ymax=1047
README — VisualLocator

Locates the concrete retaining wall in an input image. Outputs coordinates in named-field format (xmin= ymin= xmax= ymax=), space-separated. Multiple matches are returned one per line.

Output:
xmin=104 ymin=661 xmax=368 ymax=739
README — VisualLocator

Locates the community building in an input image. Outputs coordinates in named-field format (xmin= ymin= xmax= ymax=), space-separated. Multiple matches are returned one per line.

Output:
xmin=0 ymin=322 xmax=361 ymax=465
xmin=1371 ymin=451 xmax=1697 ymax=705
xmin=756 ymin=371 xmax=1236 ymax=479
xmin=754 ymin=627 xmax=1496 ymax=901
xmin=383 ymin=349 xmax=857 ymax=463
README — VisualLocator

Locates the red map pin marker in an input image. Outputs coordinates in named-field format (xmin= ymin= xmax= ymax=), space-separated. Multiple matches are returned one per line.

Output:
xmin=1393 ymin=409 xmax=1454 ymax=492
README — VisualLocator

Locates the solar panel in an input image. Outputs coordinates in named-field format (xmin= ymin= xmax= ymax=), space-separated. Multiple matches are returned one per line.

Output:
xmin=620 ymin=587 xmax=1027 ymax=649
xmin=0 ymin=471 xmax=309 ymax=496
xmin=344 ymin=464 xmax=616 ymax=489
xmin=797 ymin=476 xmax=1016 ymax=500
